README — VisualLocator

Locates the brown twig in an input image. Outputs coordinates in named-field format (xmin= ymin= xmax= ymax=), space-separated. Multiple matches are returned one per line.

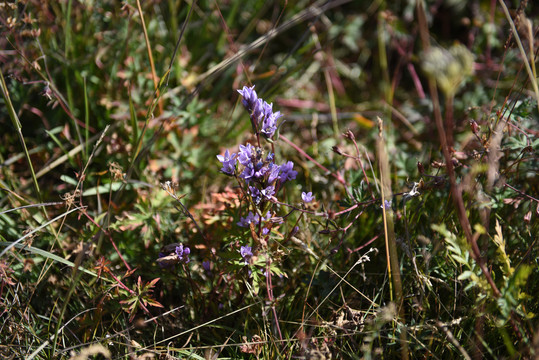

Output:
xmin=416 ymin=0 xmax=501 ymax=298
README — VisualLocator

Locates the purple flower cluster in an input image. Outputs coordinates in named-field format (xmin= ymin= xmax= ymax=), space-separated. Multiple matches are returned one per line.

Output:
xmin=157 ymin=242 xmax=191 ymax=268
xmin=237 ymin=211 xmax=273 ymax=235
xmin=237 ymin=85 xmax=283 ymax=140
xmin=218 ymin=86 xmax=301 ymax=267
xmin=175 ymin=244 xmax=191 ymax=263
xmin=217 ymin=145 xmax=297 ymax=205
xmin=217 ymin=88 xmax=298 ymax=208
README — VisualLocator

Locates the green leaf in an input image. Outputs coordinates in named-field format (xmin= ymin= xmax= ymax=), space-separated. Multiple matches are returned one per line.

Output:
xmin=82 ymin=182 xmax=124 ymax=196
xmin=60 ymin=175 xmax=78 ymax=186
xmin=458 ymin=270 xmax=475 ymax=281
xmin=0 ymin=242 xmax=105 ymax=280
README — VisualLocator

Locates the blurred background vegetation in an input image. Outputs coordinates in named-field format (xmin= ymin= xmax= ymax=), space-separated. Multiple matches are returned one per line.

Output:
xmin=1 ymin=0 xmax=538 ymax=358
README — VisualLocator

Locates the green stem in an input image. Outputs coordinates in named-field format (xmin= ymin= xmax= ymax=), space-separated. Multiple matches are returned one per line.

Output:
xmin=0 ymin=70 xmax=54 ymax=234
xmin=377 ymin=117 xmax=408 ymax=360
xmin=498 ymin=0 xmax=539 ymax=112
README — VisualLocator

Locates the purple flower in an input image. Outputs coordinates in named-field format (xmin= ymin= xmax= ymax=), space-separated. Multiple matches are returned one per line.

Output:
xmin=237 ymin=85 xmax=258 ymax=112
xmin=262 ymin=211 xmax=271 ymax=222
xmin=175 ymin=244 xmax=191 ymax=264
xmin=237 ymin=211 xmax=271 ymax=227
xmin=202 ymin=260 xmax=211 ymax=272
xmin=279 ymin=161 xmax=297 ymax=182
xmin=237 ymin=212 xmax=258 ymax=227
xmin=216 ymin=149 xmax=237 ymax=175
xmin=253 ymin=161 xmax=269 ymax=178
xmin=267 ymin=164 xmax=281 ymax=184
xmin=240 ymin=163 xmax=255 ymax=181
xmin=249 ymin=185 xmax=262 ymax=204
xmin=260 ymin=185 xmax=275 ymax=200
xmin=381 ymin=200 xmax=392 ymax=210
xmin=301 ymin=191 xmax=314 ymax=203
xmin=261 ymin=111 xmax=282 ymax=139
xmin=251 ymin=98 xmax=265 ymax=123
xmin=262 ymin=101 xmax=273 ymax=117
xmin=249 ymin=185 xmax=274 ymax=205
xmin=238 ymin=144 xmax=254 ymax=166
xmin=238 ymin=87 xmax=285 ymax=140
xmin=240 ymin=245 xmax=253 ymax=264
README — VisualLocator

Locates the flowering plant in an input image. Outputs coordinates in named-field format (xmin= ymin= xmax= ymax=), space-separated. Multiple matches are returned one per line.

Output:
xmin=215 ymin=86 xmax=309 ymax=339
xmin=217 ymin=86 xmax=299 ymax=249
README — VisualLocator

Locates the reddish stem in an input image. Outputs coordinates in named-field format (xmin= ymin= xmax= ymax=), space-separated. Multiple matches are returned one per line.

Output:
xmin=266 ymin=257 xmax=283 ymax=341
xmin=279 ymin=134 xmax=347 ymax=186
xmin=349 ymin=135 xmax=375 ymax=200
xmin=81 ymin=209 xmax=132 ymax=271
xmin=104 ymin=268 xmax=156 ymax=322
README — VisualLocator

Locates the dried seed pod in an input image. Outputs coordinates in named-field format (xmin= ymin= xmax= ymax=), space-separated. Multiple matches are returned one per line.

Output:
xmin=470 ymin=120 xmax=480 ymax=134
xmin=332 ymin=145 xmax=343 ymax=155
xmin=417 ymin=161 xmax=425 ymax=174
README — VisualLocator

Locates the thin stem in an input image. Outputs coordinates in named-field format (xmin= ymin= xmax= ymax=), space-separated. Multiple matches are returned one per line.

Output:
xmin=377 ymin=117 xmax=408 ymax=360
xmin=0 ymin=73 xmax=39 ymax=206
xmin=498 ymin=0 xmax=539 ymax=112
xmin=416 ymin=0 xmax=501 ymax=298
xmin=135 ymin=0 xmax=163 ymax=115
xmin=504 ymin=183 xmax=539 ymax=203
xmin=162 ymin=183 xmax=208 ymax=243
xmin=279 ymin=134 xmax=347 ymax=185
xmin=349 ymin=134 xmax=376 ymax=200
xmin=266 ymin=257 xmax=283 ymax=341
xmin=445 ymin=95 xmax=455 ymax=148
xmin=81 ymin=209 xmax=132 ymax=271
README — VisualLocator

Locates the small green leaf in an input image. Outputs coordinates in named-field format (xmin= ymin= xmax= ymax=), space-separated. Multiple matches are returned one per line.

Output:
xmin=458 ymin=270 xmax=475 ymax=281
